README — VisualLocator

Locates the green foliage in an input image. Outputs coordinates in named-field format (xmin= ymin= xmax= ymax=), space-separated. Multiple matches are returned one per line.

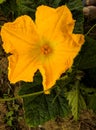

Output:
xmin=66 ymin=81 xmax=86 ymax=120
xmin=67 ymin=0 xmax=84 ymax=33
xmin=5 ymin=111 xmax=14 ymax=126
xmin=19 ymin=72 xmax=70 ymax=127
xmin=67 ymin=0 xmax=83 ymax=10
xmin=80 ymin=84 xmax=96 ymax=113
xmin=74 ymin=36 xmax=96 ymax=69
xmin=16 ymin=0 xmax=36 ymax=19
xmin=4 ymin=100 xmax=22 ymax=128
xmin=48 ymin=0 xmax=62 ymax=7
xmin=0 ymin=0 xmax=18 ymax=20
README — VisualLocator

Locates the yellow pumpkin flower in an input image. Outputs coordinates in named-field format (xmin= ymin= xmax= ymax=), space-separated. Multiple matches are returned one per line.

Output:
xmin=1 ymin=5 xmax=84 ymax=94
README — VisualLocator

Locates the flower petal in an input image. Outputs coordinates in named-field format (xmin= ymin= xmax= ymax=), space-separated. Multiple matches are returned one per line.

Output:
xmin=8 ymin=52 xmax=39 ymax=83
xmin=1 ymin=15 xmax=40 ymax=83
xmin=35 ymin=5 xmax=56 ymax=39
xmin=1 ymin=6 xmax=85 ymax=94
xmin=39 ymin=33 xmax=84 ymax=94
xmin=1 ymin=15 xmax=39 ymax=53
xmin=56 ymin=5 xmax=75 ymax=33
xmin=39 ymin=48 xmax=71 ymax=94
xmin=35 ymin=5 xmax=84 ymax=94
xmin=35 ymin=5 xmax=75 ymax=39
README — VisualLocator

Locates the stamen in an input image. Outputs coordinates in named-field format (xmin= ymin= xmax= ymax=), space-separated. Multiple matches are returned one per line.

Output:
xmin=41 ymin=44 xmax=52 ymax=55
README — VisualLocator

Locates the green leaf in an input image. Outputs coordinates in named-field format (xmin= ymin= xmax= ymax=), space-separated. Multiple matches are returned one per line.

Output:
xmin=66 ymin=81 xmax=86 ymax=120
xmin=74 ymin=36 xmax=96 ymax=69
xmin=47 ymin=0 xmax=62 ymax=8
xmin=7 ymin=119 xmax=13 ymax=126
xmin=23 ymin=90 xmax=69 ymax=127
xmin=6 ymin=111 xmax=14 ymax=117
xmin=19 ymin=72 xmax=69 ymax=127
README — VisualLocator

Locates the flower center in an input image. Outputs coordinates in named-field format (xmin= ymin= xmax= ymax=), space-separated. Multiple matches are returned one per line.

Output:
xmin=41 ymin=44 xmax=52 ymax=55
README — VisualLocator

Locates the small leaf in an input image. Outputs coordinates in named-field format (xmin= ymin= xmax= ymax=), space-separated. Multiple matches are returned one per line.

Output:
xmin=6 ymin=111 xmax=14 ymax=117
xmin=66 ymin=81 xmax=86 ymax=120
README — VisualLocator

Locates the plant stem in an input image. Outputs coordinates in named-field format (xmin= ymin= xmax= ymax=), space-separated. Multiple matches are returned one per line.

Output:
xmin=0 ymin=90 xmax=44 ymax=102
xmin=85 ymin=24 xmax=96 ymax=36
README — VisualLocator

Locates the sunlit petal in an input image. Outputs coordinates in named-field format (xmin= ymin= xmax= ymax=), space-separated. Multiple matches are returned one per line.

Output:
xmin=1 ymin=15 xmax=39 ymax=53
xmin=36 ymin=5 xmax=57 ymax=39
xmin=1 ymin=15 xmax=40 ymax=83
xmin=8 ymin=53 xmax=39 ymax=83
xmin=36 ymin=5 xmax=75 ymax=40
xmin=39 ymin=34 xmax=84 ymax=94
